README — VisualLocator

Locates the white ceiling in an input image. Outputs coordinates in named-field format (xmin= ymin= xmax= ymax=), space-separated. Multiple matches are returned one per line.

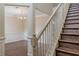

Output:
xmin=5 ymin=6 xmax=46 ymax=17
xmin=5 ymin=3 xmax=58 ymax=17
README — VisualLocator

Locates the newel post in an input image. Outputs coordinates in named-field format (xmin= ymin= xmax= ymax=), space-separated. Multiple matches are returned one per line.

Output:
xmin=27 ymin=3 xmax=37 ymax=56
xmin=32 ymin=34 xmax=38 ymax=56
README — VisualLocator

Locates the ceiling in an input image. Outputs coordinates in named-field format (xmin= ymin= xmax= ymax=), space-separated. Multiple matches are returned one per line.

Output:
xmin=5 ymin=6 xmax=47 ymax=17
xmin=5 ymin=3 xmax=58 ymax=17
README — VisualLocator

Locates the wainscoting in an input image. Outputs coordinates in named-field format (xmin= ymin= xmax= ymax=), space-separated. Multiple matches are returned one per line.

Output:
xmin=5 ymin=33 xmax=25 ymax=43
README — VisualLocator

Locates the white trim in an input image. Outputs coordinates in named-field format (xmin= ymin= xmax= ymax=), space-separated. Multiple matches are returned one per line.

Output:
xmin=4 ymin=3 xmax=30 ymax=7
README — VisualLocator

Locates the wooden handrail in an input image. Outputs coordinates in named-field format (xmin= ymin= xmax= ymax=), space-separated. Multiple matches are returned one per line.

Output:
xmin=36 ymin=3 xmax=62 ymax=39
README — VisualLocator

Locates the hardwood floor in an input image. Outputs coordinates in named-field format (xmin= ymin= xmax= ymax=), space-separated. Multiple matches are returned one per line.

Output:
xmin=5 ymin=40 xmax=48 ymax=56
xmin=5 ymin=40 xmax=27 ymax=56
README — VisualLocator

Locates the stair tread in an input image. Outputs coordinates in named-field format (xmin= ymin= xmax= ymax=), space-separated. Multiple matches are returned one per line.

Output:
xmin=68 ymin=11 xmax=79 ymax=14
xmin=69 ymin=8 xmax=79 ymax=10
xmin=63 ymin=33 xmax=79 ymax=35
xmin=67 ymin=17 xmax=79 ymax=20
xmin=59 ymin=39 xmax=79 ymax=44
xmin=63 ymin=28 xmax=79 ymax=29
xmin=63 ymin=29 xmax=79 ymax=34
xmin=64 ymin=27 xmax=79 ymax=29
xmin=64 ymin=24 xmax=79 ymax=28
xmin=70 ymin=7 xmax=79 ymax=9
xmin=70 ymin=4 xmax=79 ymax=6
xmin=56 ymin=47 xmax=79 ymax=55
xmin=65 ymin=20 xmax=79 ymax=23
xmin=61 ymin=33 xmax=79 ymax=36
xmin=69 ymin=10 xmax=79 ymax=12
xmin=65 ymin=20 xmax=79 ymax=24
xmin=67 ymin=14 xmax=79 ymax=17
xmin=63 ymin=28 xmax=79 ymax=30
xmin=61 ymin=35 xmax=79 ymax=40
xmin=65 ymin=23 xmax=79 ymax=25
xmin=69 ymin=11 xmax=79 ymax=13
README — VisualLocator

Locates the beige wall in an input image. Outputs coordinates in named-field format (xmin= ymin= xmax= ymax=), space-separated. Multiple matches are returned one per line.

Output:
xmin=35 ymin=3 xmax=59 ymax=15
xmin=5 ymin=16 xmax=25 ymax=43
xmin=35 ymin=14 xmax=49 ymax=34
xmin=5 ymin=16 xmax=24 ymax=33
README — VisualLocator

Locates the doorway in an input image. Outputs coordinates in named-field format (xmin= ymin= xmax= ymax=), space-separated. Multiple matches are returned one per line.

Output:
xmin=5 ymin=5 xmax=28 ymax=56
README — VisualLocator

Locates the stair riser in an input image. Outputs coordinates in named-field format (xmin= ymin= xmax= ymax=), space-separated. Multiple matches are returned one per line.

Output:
xmin=69 ymin=7 xmax=79 ymax=9
xmin=67 ymin=15 xmax=79 ymax=17
xmin=61 ymin=35 xmax=79 ymax=40
xmin=65 ymin=23 xmax=79 ymax=25
xmin=59 ymin=42 xmax=79 ymax=50
xmin=70 ymin=6 xmax=79 ymax=8
xmin=56 ymin=51 xmax=76 ymax=56
xmin=64 ymin=24 xmax=79 ymax=28
xmin=70 ymin=5 xmax=79 ymax=9
xmin=69 ymin=11 xmax=79 ymax=13
xmin=71 ymin=6 xmax=79 ymax=8
xmin=65 ymin=20 xmax=79 ymax=23
xmin=71 ymin=5 xmax=79 ymax=7
xmin=69 ymin=10 xmax=79 ymax=12
xmin=69 ymin=7 xmax=79 ymax=10
xmin=69 ymin=11 xmax=79 ymax=14
xmin=63 ymin=29 xmax=79 ymax=34
xmin=67 ymin=17 xmax=79 ymax=20
xmin=67 ymin=13 xmax=79 ymax=17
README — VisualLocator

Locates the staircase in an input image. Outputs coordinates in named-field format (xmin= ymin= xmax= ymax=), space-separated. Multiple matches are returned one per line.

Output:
xmin=56 ymin=4 xmax=79 ymax=56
